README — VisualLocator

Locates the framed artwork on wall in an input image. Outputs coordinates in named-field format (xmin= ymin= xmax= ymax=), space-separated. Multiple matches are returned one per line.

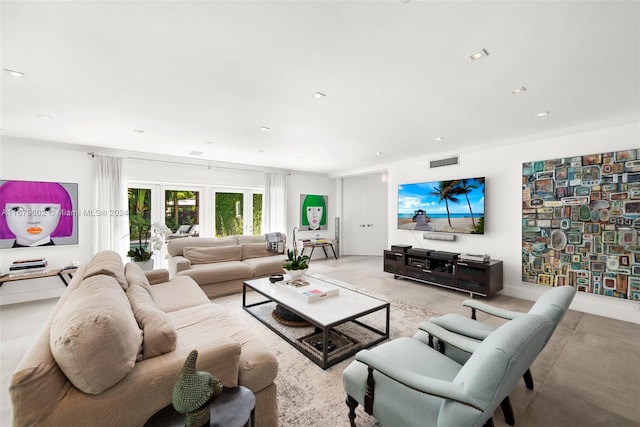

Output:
xmin=0 ymin=180 xmax=79 ymax=249
xmin=300 ymin=194 xmax=328 ymax=231
xmin=521 ymin=148 xmax=640 ymax=300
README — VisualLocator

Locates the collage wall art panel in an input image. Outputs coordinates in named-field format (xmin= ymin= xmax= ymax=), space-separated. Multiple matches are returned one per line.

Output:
xmin=522 ymin=149 xmax=640 ymax=300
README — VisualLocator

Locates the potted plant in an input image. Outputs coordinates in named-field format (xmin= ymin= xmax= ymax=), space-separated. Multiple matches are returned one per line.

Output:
xmin=128 ymin=220 xmax=172 ymax=270
xmin=282 ymin=248 xmax=310 ymax=277
xmin=282 ymin=227 xmax=310 ymax=278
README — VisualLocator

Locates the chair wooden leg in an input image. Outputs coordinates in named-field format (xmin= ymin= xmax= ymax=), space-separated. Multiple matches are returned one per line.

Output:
xmin=483 ymin=417 xmax=495 ymax=427
xmin=500 ymin=397 xmax=515 ymax=426
xmin=346 ymin=395 xmax=358 ymax=427
xmin=364 ymin=366 xmax=375 ymax=414
xmin=523 ymin=368 xmax=534 ymax=390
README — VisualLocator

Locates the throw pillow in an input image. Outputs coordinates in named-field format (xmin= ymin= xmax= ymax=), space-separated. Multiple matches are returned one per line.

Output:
xmin=236 ymin=235 xmax=266 ymax=244
xmin=242 ymin=242 xmax=273 ymax=260
xmin=125 ymin=262 xmax=154 ymax=300
xmin=50 ymin=274 xmax=143 ymax=394
xmin=82 ymin=250 xmax=128 ymax=290
xmin=126 ymin=280 xmax=177 ymax=359
xmin=183 ymin=245 xmax=242 ymax=264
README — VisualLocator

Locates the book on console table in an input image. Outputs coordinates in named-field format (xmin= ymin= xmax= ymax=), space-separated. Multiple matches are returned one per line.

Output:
xmin=277 ymin=279 xmax=340 ymax=303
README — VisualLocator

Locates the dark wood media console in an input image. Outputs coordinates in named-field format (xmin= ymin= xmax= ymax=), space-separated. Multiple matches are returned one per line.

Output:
xmin=383 ymin=246 xmax=503 ymax=297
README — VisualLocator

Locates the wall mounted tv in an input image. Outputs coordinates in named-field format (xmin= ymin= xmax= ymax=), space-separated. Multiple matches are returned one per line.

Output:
xmin=397 ymin=177 xmax=485 ymax=234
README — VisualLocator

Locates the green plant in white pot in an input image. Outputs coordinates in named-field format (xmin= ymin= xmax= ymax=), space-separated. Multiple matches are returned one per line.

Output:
xmin=282 ymin=249 xmax=310 ymax=277
xmin=128 ymin=221 xmax=172 ymax=270
xmin=282 ymin=227 xmax=309 ymax=278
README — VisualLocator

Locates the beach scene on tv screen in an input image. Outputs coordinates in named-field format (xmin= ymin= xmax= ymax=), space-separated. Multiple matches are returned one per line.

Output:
xmin=398 ymin=177 xmax=485 ymax=234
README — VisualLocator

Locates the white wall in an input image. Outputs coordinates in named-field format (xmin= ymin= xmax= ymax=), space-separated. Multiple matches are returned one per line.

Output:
xmin=286 ymin=172 xmax=338 ymax=259
xmin=387 ymin=121 xmax=640 ymax=323
xmin=0 ymin=137 xmax=96 ymax=304
xmin=0 ymin=137 xmax=336 ymax=304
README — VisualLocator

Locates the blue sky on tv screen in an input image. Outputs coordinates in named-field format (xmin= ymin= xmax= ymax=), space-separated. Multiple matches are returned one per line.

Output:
xmin=398 ymin=178 xmax=485 ymax=217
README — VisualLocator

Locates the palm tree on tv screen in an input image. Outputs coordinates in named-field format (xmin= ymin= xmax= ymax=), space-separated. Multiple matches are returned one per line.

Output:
xmin=429 ymin=180 xmax=462 ymax=228
xmin=457 ymin=179 xmax=479 ymax=227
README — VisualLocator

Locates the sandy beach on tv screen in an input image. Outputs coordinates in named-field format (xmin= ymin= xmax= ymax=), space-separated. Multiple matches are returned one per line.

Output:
xmin=398 ymin=217 xmax=480 ymax=233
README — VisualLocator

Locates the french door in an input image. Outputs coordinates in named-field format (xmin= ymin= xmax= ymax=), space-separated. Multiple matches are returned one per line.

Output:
xmin=213 ymin=189 xmax=262 ymax=237
xmin=342 ymin=174 xmax=388 ymax=256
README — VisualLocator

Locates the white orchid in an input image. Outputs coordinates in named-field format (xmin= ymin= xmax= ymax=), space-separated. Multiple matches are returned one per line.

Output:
xmin=150 ymin=222 xmax=172 ymax=251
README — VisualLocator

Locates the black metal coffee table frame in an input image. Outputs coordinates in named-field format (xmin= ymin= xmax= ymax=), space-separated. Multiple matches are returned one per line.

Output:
xmin=243 ymin=278 xmax=390 ymax=369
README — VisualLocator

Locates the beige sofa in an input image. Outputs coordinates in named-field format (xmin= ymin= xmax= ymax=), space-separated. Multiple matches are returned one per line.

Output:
xmin=10 ymin=250 xmax=279 ymax=427
xmin=167 ymin=235 xmax=286 ymax=298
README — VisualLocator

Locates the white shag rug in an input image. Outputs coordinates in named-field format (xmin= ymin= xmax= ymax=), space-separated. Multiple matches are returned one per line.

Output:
xmin=215 ymin=275 xmax=441 ymax=427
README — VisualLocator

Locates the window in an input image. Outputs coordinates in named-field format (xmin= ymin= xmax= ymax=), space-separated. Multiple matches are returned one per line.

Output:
xmin=215 ymin=192 xmax=243 ymax=237
xmin=253 ymin=193 xmax=262 ymax=235
xmin=214 ymin=191 xmax=262 ymax=237
xmin=128 ymin=187 xmax=151 ymax=253
xmin=128 ymin=183 xmax=261 ymax=240
xmin=165 ymin=190 xmax=199 ymax=234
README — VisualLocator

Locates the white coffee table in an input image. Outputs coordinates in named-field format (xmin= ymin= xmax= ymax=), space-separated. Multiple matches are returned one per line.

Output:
xmin=243 ymin=274 xmax=390 ymax=369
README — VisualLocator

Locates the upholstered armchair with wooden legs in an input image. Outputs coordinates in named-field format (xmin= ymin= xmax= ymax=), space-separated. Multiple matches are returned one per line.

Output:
xmin=342 ymin=314 xmax=554 ymax=427
xmin=415 ymin=285 xmax=576 ymax=425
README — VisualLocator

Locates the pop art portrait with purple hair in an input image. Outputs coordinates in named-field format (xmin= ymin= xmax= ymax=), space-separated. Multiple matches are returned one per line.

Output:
xmin=0 ymin=180 xmax=78 ymax=248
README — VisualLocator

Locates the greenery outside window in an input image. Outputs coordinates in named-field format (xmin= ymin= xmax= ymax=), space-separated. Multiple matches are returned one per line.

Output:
xmin=215 ymin=191 xmax=262 ymax=237
xmin=128 ymin=188 xmax=151 ymax=254
xmin=165 ymin=190 xmax=199 ymax=233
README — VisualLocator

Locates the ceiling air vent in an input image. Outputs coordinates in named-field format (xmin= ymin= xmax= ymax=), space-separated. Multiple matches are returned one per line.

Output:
xmin=430 ymin=156 xmax=459 ymax=168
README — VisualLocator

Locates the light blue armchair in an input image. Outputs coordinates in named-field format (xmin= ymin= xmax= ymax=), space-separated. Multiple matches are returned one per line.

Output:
xmin=416 ymin=285 xmax=576 ymax=425
xmin=342 ymin=314 xmax=554 ymax=427
xmin=420 ymin=286 xmax=576 ymax=381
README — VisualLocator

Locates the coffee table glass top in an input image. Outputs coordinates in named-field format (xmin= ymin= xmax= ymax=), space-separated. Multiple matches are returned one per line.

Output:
xmin=244 ymin=274 xmax=388 ymax=327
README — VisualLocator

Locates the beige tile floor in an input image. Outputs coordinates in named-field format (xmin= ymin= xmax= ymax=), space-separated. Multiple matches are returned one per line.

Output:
xmin=2 ymin=255 xmax=639 ymax=426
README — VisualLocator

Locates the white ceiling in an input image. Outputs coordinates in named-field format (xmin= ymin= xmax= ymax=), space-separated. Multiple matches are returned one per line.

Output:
xmin=1 ymin=1 xmax=639 ymax=176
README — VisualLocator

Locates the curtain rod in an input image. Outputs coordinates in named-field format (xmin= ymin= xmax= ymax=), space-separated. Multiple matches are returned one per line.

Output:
xmin=87 ymin=152 xmax=286 ymax=175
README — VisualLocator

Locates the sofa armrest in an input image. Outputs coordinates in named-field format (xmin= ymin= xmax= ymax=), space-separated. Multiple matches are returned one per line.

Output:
xmin=28 ymin=337 xmax=242 ymax=427
xmin=168 ymin=255 xmax=192 ymax=276
xmin=144 ymin=269 xmax=170 ymax=285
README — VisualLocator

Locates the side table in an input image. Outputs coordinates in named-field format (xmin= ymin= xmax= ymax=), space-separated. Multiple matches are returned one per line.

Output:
xmin=301 ymin=241 xmax=338 ymax=260
xmin=0 ymin=267 xmax=77 ymax=288
xmin=144 ymin=386 xmax=255 ymax=427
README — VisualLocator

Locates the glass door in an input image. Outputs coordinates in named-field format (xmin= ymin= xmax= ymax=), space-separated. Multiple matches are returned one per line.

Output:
xmin=164 ymin=189 xmax=200 ymax=235
xmin=214 ymin=190 xmax=262 ymax=237
xmin=127 ymin=187 xmax=152 ymax=257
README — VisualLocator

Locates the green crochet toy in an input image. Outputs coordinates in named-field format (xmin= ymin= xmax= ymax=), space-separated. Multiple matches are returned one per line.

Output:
xmin=172 ymin=350 xmax=224 ymax=427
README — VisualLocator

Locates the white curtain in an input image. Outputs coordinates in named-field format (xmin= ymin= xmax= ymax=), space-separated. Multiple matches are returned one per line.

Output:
xmin=93 ymin=156 xmax=129 ymax=257
xmin=262 ymin=172 xmax=287 ymax=234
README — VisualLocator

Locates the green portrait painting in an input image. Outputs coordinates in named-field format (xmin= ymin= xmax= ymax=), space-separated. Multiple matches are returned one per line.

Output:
xmin=300 ymin=194 xmax=328 ymax=231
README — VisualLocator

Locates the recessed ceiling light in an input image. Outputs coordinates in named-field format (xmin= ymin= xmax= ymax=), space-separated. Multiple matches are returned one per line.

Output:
xmin=376 ymin=152 xmax=382 ymax=156
xmin=38 ymin=114 xmax=52 ymax=120
xmin=511 ymin=87 xmax=527 ymax=94
xmin=468 ymin=49 xmax=489 ymax=61
xmin=314 ymin=92 xmax=326 ymax=99
xmin=537 ymin=111 xmax=550 ymax=117
xmin=435 ymin=137 xmax=445 ymax=142
xmin=189 ymin=150 xmax=204 ymax=156
xmin=3 ymin=68 xmax=25 ymax=78
xmin=260 ymin=126 xmax=270 ymax=131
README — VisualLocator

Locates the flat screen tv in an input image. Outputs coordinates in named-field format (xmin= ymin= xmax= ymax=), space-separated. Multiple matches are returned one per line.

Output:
xmin=397 ymin=177 xmax=485 ymax=234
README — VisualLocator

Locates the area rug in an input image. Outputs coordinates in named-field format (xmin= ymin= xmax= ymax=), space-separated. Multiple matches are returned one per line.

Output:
xmin=215 ymin=274 xmax=442 ymax=427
